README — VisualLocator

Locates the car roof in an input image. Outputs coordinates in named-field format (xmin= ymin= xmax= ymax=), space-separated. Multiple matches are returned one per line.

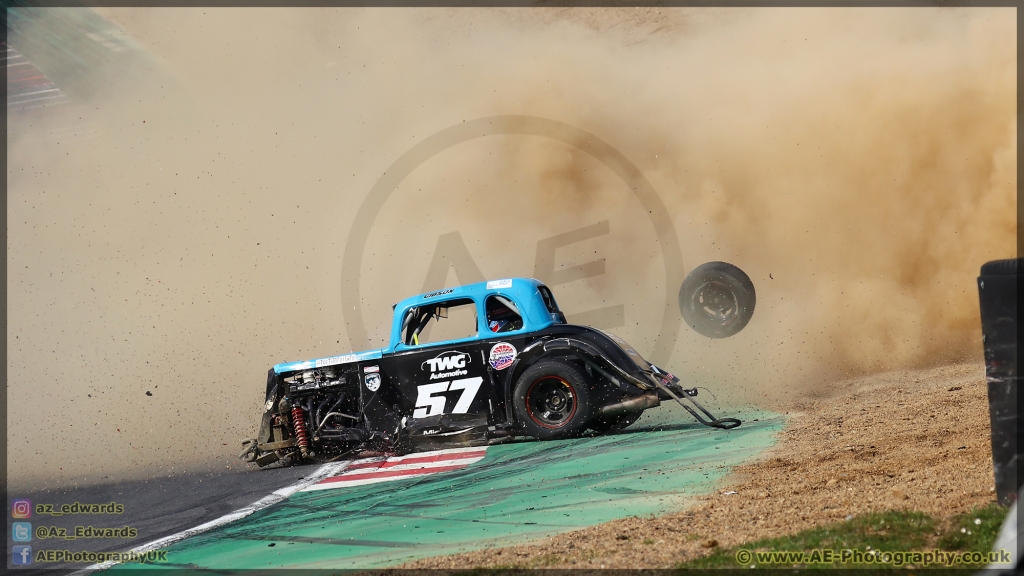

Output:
xmin=393 ymin=277 xmax=546 ymax=310
xmin=274 ymin=278 xmax=553 ymax=373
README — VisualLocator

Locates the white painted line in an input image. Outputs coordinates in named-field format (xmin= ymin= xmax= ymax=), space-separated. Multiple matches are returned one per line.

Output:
xmin=302 ymin=468 xmax=467 ymax=490
xmin=8 ymin=92 xmax=64 ymax=101
xmin=376 ymin=445 xmax=488 ymax=460
xmin=8 ymin=95 xmax=68 ymax=106
xmin=344 ymin=455 xmax=486 ymax=473
xmin=69 ymin=461 xmax=352 ymax=576
xmin=85 ymin=32 xmax=123 ymax=52
xmin=12 ymin=88 xmax=62 ymax=97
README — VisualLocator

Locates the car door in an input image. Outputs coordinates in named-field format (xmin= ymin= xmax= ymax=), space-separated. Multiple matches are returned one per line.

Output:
xmin=390 ymin=297 xmax=492 ymax=421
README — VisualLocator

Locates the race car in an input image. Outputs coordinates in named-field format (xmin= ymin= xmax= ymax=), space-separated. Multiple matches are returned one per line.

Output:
xmin=241 ymin=276 xmax=748 ymax=467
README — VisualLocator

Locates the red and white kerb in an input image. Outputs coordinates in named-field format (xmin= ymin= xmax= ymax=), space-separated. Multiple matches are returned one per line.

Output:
xmin=300 ymin=447 xmax=487 ymax=491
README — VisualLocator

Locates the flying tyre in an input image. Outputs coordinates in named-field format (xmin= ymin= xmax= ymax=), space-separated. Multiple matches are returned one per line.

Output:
xmin=513 ymin=360 xmax=592 ymax=439
xmin=679 ymin=261 xmax=756 ymax=338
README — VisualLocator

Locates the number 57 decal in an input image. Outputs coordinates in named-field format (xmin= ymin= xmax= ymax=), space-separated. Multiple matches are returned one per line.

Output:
xmin=413 ymin=377 xmax=483 ymax=418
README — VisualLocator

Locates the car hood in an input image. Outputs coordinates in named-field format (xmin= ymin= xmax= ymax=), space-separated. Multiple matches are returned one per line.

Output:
xmin=273 ymin=348 xmax=384 ymax=374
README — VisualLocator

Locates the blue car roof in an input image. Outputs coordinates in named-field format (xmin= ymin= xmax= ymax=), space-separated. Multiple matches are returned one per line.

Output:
xmin=274 ymin=278 xmax=557 ymax=373
xmin=394 ymin=277 xmax=545 ymax=310
xmin=388 ymin=277 xmax=555 ymax=351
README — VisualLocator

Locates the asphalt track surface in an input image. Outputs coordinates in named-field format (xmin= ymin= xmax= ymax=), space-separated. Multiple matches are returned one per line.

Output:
xmin=70 ymin=405 xmax=781 ymax=571
xmin=7 ymin=465 xmax=322 ymax=571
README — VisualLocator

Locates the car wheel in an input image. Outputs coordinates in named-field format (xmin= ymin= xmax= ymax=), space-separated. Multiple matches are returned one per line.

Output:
xmin=513 ymin=360 xmax=592 ymax=439
xmin=679 ymin=261 xmax=756 ymax=338
xmin=589 ymin=410 xmax=643 ymax=433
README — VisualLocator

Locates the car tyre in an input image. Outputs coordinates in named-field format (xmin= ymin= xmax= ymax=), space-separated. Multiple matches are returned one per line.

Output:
xmin=679 ymin=261 xmax=756 ymax=338
xmin=513 ymin=360 xmax=592 ymax=439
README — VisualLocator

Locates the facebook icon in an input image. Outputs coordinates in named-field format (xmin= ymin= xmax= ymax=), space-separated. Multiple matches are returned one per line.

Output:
xmin=12 ymin=545 xmax=32 ymax=565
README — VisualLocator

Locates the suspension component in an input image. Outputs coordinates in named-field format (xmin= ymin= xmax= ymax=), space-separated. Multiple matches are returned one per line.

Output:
xmin=291 ymin=405 xmax=311 ymax=458
xmin=278 ymin=398 xmax=293 ymax=431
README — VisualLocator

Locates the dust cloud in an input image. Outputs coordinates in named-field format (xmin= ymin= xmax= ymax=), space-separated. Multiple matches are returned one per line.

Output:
xmin=7 ymin=7 xmax=1015 ymax=490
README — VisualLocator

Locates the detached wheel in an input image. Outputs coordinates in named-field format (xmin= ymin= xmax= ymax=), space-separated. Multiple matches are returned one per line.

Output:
xmin=513 ymin=360 xmax=592 ymax=439
xmin=589 ymin=410 xmax=643 ymax=434
xmin=680 ymin=261 xmax=756 ymax=338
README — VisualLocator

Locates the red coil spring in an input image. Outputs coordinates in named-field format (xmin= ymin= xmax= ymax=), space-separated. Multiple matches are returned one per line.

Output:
xmin=291 ymin=406 xmax=309 ymax=455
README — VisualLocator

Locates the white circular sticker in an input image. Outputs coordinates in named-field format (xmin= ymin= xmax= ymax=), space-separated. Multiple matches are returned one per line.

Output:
xmin=365 ymin=372 xmax=381 ymax=392
xmin=488 ymin=342 xmax=517 ymax=370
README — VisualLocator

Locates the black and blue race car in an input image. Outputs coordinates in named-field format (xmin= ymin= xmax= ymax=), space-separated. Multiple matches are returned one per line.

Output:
xmin=241 ymin=276 xmax=749 ymax=467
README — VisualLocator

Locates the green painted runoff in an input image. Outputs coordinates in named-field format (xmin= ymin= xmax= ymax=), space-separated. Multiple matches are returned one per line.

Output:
xmin=109 ymin=404 xmax=782 ymax=571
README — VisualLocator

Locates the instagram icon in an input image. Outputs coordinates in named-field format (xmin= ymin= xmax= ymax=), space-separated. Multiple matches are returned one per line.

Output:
xmin=11 ymin=499 xmax=31 ymax=518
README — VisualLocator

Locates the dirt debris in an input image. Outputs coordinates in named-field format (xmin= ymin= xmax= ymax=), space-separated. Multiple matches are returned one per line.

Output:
xmin=400 ymin=362 xmax=996 ymax=569
xmin=7 ymin=6 xmax=1012 ymax=493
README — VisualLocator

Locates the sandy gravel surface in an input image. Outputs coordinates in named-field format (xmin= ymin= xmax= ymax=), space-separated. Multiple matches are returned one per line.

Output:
xmin=401 ymin=362 xmax=996 ymax=568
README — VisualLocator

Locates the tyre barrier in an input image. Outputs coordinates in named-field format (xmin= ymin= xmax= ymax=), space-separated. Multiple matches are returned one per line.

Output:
xmin=977 ymin=258 xmax=1020 ymax=507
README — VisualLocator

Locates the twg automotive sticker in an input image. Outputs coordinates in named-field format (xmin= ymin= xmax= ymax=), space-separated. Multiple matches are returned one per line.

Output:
xmin=489 ymin=342 xmax=517 ymax=370
xmin=364 ymin=373 xmax=381 ymax=392
xmin=414 ymin=350 xmax=481 ymax=417
xmin=422 ymin=350 xmax=471 ymax=380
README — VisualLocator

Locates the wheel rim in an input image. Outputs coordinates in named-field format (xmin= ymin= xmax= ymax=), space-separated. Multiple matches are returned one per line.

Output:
xmin=525 ymin=375 xmax=577 ymax=429
xmin=692 ymin=281 xmax=739 ymax=325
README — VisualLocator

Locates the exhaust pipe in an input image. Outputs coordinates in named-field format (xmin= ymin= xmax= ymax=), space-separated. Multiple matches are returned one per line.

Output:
xmin=597 ymin=393 xmax=660 ymax=417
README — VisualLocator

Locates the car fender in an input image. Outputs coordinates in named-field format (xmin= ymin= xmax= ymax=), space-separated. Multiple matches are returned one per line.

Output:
xmin=257 ymin=369 xmax=283 ymax=444
xmin=264 ymin=368 xmax=281 ymax=408
xmin=500 ymin=327 xmax=656 ymax=424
